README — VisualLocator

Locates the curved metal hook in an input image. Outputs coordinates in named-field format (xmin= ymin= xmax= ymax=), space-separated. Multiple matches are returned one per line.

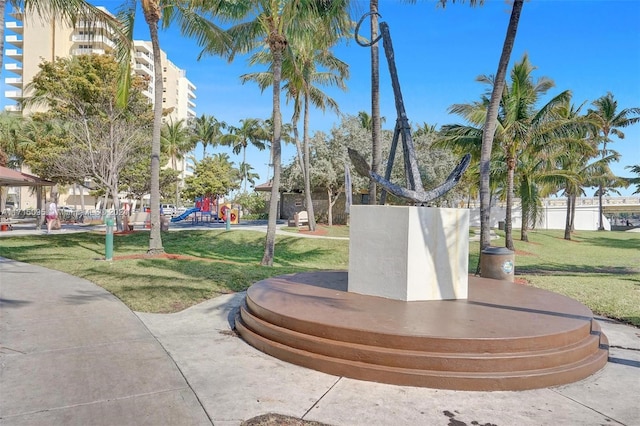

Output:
xmin=354 ymin=12 xmax=383 ymax=47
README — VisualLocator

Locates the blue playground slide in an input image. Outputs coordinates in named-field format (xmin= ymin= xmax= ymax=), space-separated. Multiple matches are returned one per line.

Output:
xmin=170 ymin=207 xmax=200 ymax=222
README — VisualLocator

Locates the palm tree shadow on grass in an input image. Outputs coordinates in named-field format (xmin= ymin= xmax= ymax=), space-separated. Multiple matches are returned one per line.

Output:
xmin=581 ymin=236 xmax=640 ymax=251
xmin=518 ymin=263 xmax=638 ymax=276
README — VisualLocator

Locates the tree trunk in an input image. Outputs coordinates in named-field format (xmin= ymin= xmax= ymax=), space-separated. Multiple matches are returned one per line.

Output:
xmin=504 ymin=156 xmax=516 ymax=251
xmin=564 ymin=194 xmax=572 ymax=240
xmin=173 ymin=156 xmax=180 ymax=207
xmin=369 ymin=0 xmax=381 ymax=205
xmin=261 ymin=38 xmax=285 ymax=267
xmin=570 ymin=193 xmax=576 ymax=231
xmin=303 ymin=91 xmax=316 ymax=231
xmin=145 ymin=5 xmax=164 ymax=254
xmin=478 ymin=0 xmax=524 ymax=266
xmin=112 ymin=182 xmax=122 ymax=231
xmin=597 ymin=183 xmax=605 ymax=230
xmin=520 ymin=206 xmax=529 ymax=242
xmin=327 ymin=188 xmax=333 ymax=227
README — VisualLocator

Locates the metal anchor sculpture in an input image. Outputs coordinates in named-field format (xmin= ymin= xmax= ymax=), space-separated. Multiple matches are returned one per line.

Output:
xmin=350 ymin=13 xmax=471 ymax=204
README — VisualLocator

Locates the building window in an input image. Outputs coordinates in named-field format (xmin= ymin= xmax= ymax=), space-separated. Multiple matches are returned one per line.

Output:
xmin=162 ymin=98 xmax=166 ymax=103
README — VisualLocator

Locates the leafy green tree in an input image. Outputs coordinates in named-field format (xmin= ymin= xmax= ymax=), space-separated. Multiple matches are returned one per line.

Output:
xmin=587 ymin=92 xmax=640 ymax=230
xmin=23 ymin=54 xmax=152 ymax=229
xmin=232 ymin=191 xmax=267 ymax=217
xmin=120 ymin=151 xmax=179 ymax=208
xmin=183 ymin=154 xmax=241 ymax=204
xmin=0 ymin=112 xmax=22 ymax=168
xmin=0 ymin=111 xmax=23 ymax=211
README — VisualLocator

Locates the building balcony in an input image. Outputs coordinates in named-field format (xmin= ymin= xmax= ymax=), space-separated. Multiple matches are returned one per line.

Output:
xmin=5 ymin=35 xmax=23 ymax=48
xmin=135 ymin=51 xmax=153 ymax=65
xmin=187 ymin=100 xmax=196 ymax=108
xmin=72 ymin=48 xmax=106 ymax=56
xmin=6 ymin=49 xmax=22 ymax=60
xmin=141 ymin=89 xmax=154 ymax=101
xmin=4 ymin=90 xmax=23 ymax=99
xmin=6 ymin=21 xmax=23 ymax=34
xmin=75 ymin=21 xmax=110 ymax=31
xmin=4 ymin=105 xmax=22 ymax=113
xmin=71 ymin=35 xmax=115 ymax=49
xmin=5 ymin=77 xmax=23 ymax=88
xmin=134 ymin=63 xmax=154 ymax=78
xmin=4 ymin=63 xmax=23 ymax=74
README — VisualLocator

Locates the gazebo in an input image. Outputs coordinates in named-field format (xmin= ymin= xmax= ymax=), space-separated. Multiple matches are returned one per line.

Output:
xmin=0 ymin=166 xmax=56 ymax=229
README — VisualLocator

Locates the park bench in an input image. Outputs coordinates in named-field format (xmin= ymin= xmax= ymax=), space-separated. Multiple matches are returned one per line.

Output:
xmin=294 ymin=211 xmax=309 ymax=227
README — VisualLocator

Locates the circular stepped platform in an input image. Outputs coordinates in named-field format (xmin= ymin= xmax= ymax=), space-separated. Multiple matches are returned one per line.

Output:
xmin=236 ymin=271 xmax=608 ymax=391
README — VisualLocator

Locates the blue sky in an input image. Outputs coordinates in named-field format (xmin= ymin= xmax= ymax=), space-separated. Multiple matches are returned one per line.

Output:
xmin=3 ymin=0 xmax=640 ymax=196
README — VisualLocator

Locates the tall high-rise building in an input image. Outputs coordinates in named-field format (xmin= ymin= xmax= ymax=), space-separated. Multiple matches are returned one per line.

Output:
xmin=4 ymin=6 xmax=197 ymax=120
xmin=3 ymin=6 xmax=196 ymax=210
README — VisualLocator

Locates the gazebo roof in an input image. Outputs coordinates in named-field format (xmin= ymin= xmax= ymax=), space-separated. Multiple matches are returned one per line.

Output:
xmin=254 ymin=180 xmax=272 ymax=192
xmin=0 ymin=166 xmax=55 ymax=187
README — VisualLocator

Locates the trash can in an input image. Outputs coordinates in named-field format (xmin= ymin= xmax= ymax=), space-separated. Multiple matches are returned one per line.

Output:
xmin=480 ymin=246 xmax=515 ymax=282
xmin=160 ymin=215 xmax=170 ymax=231
xmin=498 ymin=220 xmax=505 ymax=230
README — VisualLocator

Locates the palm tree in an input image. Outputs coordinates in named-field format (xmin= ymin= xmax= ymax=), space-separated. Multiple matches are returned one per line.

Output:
xmin=115 ymin=1 xmax=230 ymax=254
xmin=489 ymin=55 xmax=570 ymax=249
xmin=475 ymin=0 xmax=524 ymax=255
xmin=587 ymin=92 xmax=640 ymax=230
xmin=242 ymin=33 xmax=348 ymax=232
xmin=369 ymin=1 xmax=381 ymax=205
xmin=191 ymin=113 xmax=225 ymax=159
xmin=239 ymin=162 xmax=260 ymax=192
xmin=446 ymin=55 xmax=572 ymax=249
xmin=217 ymin=0 xmax=350 ymax=266
xmin=220 ymin=118 xmax=268 ymax=191
xmin=626 ymin=164 xmax=640 ymax=195
xmin=221 ymin=118 xmax=267 ymax=166
xmin=161 ymin=117 xmax=193 ymax=206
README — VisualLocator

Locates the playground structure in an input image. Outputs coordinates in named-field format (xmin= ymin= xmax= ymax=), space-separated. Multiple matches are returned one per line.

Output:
xmin=169 ymin=196 xmax=240 ymax=225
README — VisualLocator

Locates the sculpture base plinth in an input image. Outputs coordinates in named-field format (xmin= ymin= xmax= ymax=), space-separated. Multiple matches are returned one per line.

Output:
xmin=348 ymin=205 xmax=469 ymax=301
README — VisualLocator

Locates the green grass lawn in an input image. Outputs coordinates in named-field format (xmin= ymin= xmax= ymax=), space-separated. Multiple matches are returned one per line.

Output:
xmin=0 ymin=228 xmax=638 ymax=326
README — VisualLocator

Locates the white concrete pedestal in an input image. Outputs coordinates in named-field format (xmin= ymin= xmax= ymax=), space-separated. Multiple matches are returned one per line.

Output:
xmin=348 ymin=205 xmax=469 ymax=301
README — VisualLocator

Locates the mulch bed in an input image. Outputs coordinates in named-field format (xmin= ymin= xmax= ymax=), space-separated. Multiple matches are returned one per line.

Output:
xmin=241 ymin=414 xmax=330 ymax=426
xmin=298 ymin=228 xmax=329 ymax=237
xmin=111 ymin=253 xmax=239 ymax=265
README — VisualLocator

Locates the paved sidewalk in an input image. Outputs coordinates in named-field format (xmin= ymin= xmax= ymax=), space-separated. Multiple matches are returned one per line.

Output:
xmin=0 ymin=259 xmax=210 ymax=426
xmin=1 ymin=258 xmax=639 ymax=426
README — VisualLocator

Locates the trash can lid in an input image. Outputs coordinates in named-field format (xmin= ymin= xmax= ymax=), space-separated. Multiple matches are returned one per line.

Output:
xmin=481 ymin=246 xmax=514 ymax=255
